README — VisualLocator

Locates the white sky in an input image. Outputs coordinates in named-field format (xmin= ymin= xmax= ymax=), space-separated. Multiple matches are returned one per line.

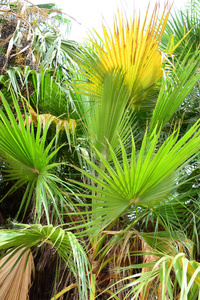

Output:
xmin=31 ymin=0 xmax=190 ymax=41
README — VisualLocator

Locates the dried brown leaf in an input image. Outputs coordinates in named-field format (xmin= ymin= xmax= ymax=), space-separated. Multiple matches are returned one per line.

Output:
xmin=0 ymin=249 xmax=35 ymax=300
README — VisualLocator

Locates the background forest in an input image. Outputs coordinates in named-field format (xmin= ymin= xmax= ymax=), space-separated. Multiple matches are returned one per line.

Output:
xmin=1 ymin=0 xmax=200 ymax=299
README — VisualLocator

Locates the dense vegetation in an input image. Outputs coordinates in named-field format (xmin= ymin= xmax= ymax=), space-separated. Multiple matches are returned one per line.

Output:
xmin=1 ymin=1 xmax=200 ymax=299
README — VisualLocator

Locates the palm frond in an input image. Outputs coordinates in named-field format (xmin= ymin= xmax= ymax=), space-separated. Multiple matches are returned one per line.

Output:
xmin=0 ymin=224 xmax=90 ymax=300
xmin=0 ymin=66 xmax=77 ymax=148
xmin=0 ymin=248 xmax=34 ymax=300
xmin=0 ymin=92 xmax=73 ymax=223
xmin=111 ymin=253 xmax=200 ymax=300
xmin=84 ymin=69 xmax=132 ymax=158
xmin=37 ymin=33 xmax=81 ymax=67
xmin=27 ymin=67 xmax=78 ymax=148
xmin=71 ymin=120 xmax=200 ymax=232
xmin=161 ymin=1 xmax=200 ymax=58
xmin=150 ymin=49 xmax=200 ymax=133
xmin=76 ymin=3 xmax=171 ymax=110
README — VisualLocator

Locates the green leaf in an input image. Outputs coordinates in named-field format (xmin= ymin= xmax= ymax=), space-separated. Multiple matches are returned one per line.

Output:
xmin=0 ymin=224 xmax=90 ymax=300
xmin=72 ymin=120 xmax=200 ymax=232
xmin=0 ymin=92 xmax=72 ymax=223
xmin=150 ymin=50 xmax=200 ymax=133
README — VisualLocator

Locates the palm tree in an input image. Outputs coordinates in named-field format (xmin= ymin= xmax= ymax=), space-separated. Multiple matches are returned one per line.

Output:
xmin=1 ymin=1 xmax=200 ymax=300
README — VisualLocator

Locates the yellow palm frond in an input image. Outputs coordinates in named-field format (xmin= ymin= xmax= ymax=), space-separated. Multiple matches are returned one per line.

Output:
xmin=78 ymin=3 xmax=171 ymax=109
xmin=29 ymin=108 xmax=77 ymax=148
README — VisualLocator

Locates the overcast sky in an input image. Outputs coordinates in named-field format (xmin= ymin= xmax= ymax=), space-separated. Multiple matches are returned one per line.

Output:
xmin=31 ymin=0 xmax=190 ymax=41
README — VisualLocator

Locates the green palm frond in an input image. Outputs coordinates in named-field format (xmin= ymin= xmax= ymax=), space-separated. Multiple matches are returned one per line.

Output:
xmin=150 ymin=49 xmax=200 ymax=133
xmin=0 ymin=224 xmax=90 ymax=300
xmin=0 ymin=67 xmax=77 ymax=149
xmin=30 ymin=67 xmax=77 ymax=148
xmin=0 ymin=92 xmax=73 ymax=223
xmin=162 ymin=1 xmax=200 ymax=58
xmin=156 ymin=193 xmax=200 ymax=254
xmin=71 ymin=120 xmax=200 ymax=232
xmin=82 ymin=69 xmax=132 ymax=158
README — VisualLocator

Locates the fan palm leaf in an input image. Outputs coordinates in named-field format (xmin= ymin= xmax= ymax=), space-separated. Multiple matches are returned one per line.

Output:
xmin=71 ymin=120 xmax=200 ymax=232
xmin=29 ymin=67 xmax=77 ymax=147
xmin=0 ymin=224 xmax=90 ymax=300
xmin=35 ymin=32 xmax=81 ymax=68
xmin=82 ymin=69 xmax=132 ymax=158
xmin=76 ymin=3 xmax=171 ymax=110
xmin=0 ymin=92 xmax=73 ymax=223
xmin=0 ymin=248 xmax=34 ymax=300
xmin=150 ymin=49 xmax=200 ymax=133
xmin=161 ymin=0 xmax=200 ymax=59
xmin=0 ymin=67 xmax=77 ymax=148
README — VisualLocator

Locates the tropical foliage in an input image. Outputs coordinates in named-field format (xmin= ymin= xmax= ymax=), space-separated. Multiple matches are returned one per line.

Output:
xmin=1 ymin=1 xmax=200 ymax=299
